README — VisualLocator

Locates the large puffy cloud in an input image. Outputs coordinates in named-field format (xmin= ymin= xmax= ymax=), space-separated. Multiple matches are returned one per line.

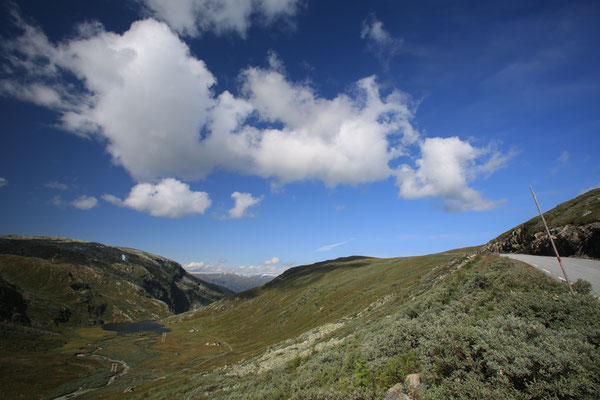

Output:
xmin=2 ymin=17 xmax=217 ymax=182
xmin=139 ymin=0 xmax=302 ymax=37
xmin=396 ymin=137 xmax=499 ymax=211
xmin=2 ymin=13 xmax=507 ymax=212
xmin=103 ymin=178 xmax=211 ymax=218
xmin=1 ymin=17 xmax=418 ymax=185
xmin=240 ymin=68 xmax=418 ymax=185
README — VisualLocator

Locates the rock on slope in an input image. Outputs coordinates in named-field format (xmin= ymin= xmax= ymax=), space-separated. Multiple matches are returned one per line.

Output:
xmin=0 ymin=235 xmax=233 ymax=328
xmin=483 ymin=188 xmax=600 ymax=258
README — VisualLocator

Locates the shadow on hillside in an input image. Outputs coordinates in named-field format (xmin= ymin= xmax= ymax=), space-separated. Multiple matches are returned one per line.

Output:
xmin=236 ymin=256 xmax=376 ymax=300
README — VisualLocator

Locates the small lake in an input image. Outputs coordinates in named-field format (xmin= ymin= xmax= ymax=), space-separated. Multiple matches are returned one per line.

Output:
xmin=103 ymin=321 xmax=170 ymax=335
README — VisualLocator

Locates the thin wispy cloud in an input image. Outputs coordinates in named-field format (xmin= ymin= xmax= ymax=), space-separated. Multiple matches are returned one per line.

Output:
xmin=0 ymin=177 xmax=6 ymax=188
xmin=361 ymin=14 xmax=403 ymax=67
xmin=44 ymin=181 xmax=69 ymax=190
xmin=316 ymin=240 xmax=349 ymax=252
xmin=550 ymin=151 xmax=569 ymax=174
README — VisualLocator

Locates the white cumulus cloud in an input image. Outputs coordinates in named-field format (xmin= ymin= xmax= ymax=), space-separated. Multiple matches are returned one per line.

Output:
xmin=316 ymin=240 xmax=348 ymax=252
xmin=139 ymin=0 xmax=302 ymax=37
xmin=396 ymin=137 xmax=499 ymax=211
xmin=183 ymin=261 xmax=287 ymax=276
xmin=103 ymin=178 xmax=211 ymax=218
xmin=228 ymin=192 xmax=263 ymax=218
xmin=239 ymin=69 xmax=418 ymax=185
xmin=71 ymin=195 xmax=98 ymax=210
xmin=1 ymin=11 xmax=509 ymax=212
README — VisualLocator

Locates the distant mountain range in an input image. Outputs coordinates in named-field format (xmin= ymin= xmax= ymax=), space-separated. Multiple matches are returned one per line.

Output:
xmin=0 ymin=236 xmax=233 ymax=328
xmin=192 ymin=272 xmax=274 ymax=293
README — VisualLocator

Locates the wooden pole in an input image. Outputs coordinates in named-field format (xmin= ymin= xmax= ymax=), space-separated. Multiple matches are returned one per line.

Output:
xmin=529 ymin=185 xmax=574 ymax=294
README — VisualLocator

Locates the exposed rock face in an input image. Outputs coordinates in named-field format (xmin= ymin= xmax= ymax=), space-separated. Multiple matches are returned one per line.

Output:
xmin=483 ymin=189 xmax=600 ymax=259
xmin=484 ymin=222 xmax=600 ymax=259
xmin=0 ymin=235 xmax=233 ymax=327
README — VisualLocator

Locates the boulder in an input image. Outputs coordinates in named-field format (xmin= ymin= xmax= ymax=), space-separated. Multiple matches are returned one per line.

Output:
xmin=385 ymin=383 xmax=411 ymax=400
xmin=405 ymin=373 xmax=421 ymax=390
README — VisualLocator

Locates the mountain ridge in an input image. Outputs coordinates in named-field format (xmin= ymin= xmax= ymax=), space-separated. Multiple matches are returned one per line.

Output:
xmin=0 ymin=235 xmax=233 ymax=328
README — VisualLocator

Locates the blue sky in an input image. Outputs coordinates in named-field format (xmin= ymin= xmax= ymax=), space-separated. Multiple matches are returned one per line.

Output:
xmin=1 ymin=0 xmax=599 ymax=275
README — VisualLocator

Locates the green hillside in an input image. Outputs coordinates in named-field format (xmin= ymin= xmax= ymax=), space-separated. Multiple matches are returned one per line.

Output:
xmin=485 ymin=188 xmax=600 ymax=258
xmin=30 ymin=249 xmax=598 ymax=400
xmin=1 ymin=222 xmax=599 ymax=399
xmin=498 ymin=188 xmax=600 ymax=236
xmin=0 ymin=236 xmax=233 ymax=328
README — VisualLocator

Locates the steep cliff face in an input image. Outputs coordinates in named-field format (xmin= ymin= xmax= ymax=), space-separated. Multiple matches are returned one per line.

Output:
xmin=0 ymin=236 xmax=233 ymax=328
xmin=483 ymin=189 xmax=600 ymax=259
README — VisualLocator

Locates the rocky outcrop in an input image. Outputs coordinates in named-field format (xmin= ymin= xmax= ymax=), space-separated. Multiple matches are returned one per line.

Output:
xmin=483 ymin=222 xmax=600 ymax=259
xmin=483 ymin=189 xmax=600 ymax=259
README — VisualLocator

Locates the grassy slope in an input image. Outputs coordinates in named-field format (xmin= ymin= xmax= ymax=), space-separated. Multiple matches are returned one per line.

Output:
xmin=59 ymin=250 xmax=600 ymax=400
xmin=45 ymin=250 xmax=474 ymax=399
xmin=3 ymin=246 xmax=598 ymax=399
xmin=0 ymin=236 xmax=233 ymax=400
xmin=0 ymin=254 xmax=171 ymax=327
xmin=0 ymin=236 xmax=234 ymax=328
xmin=493 ymin=188 xmax=600 ymax=242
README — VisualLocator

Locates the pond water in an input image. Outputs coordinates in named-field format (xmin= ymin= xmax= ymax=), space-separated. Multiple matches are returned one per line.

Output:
xmin=103 ymin=321 xmax=170 ymax=335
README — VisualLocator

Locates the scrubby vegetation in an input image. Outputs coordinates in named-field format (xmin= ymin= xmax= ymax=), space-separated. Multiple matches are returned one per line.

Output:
xmin=2 ymin=240 xmax=599 ymax=399
xmin=185 ymin=255 xmax=600 ymax=400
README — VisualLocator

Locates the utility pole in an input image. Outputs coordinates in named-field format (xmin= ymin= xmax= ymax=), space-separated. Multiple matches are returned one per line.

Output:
xmin=529 ymin=185 xmax=574 ymax=294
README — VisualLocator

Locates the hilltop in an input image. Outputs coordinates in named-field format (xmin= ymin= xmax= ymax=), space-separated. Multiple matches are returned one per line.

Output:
xmin=484 ymin=188 xmax=600 ymax=258
xmin=0 ymin=235 xmax=233 ymax=328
